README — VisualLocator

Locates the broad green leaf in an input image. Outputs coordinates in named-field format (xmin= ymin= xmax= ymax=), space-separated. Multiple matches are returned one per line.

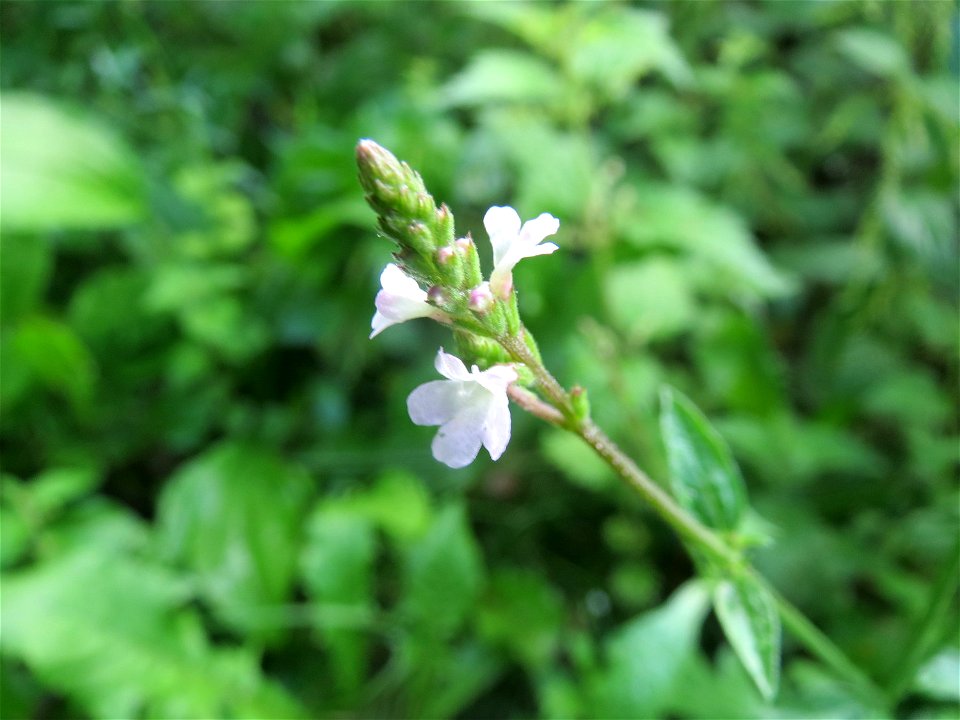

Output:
xmin=605 ymin=259 xmax=696 ymax=341
xmin=10 ymin=316 xmax=96 ymax=407
xmin=401 ymin=504 xmax=483 ymax=638
xmin=587 ymin=581 xmax=710 ymax=718
xmin=712 ymin=576 xmax=781 ymax=700
xmin=616 ymin=183 xmax=793 ymax=298
xmin=439 ymin=50 xmax=564 ymax=108
xmin=834 ymin=29 xmax=909 ymax=79
xmin=0 ymin=238 xmax=51 ymax=327
xmin=354 ymin=470 xmax=433 ymax=543
xmin=157 ymin=443 xmax=313 ymax=638
xmin=300 ymin=506 xmax=376 ymax=698
xmin=28 ymin=467 xmax=100 ymax=518
xmin=0 ymin=93 xmax=146 ymax=231
xmin=660 ymin=387 xmax=748 ymax=531
xmin=570 ymin=8 xmax=692 ymax=95
xmin=0 ymin=549 xmax=304 ymax=718
xmin=476 ymin=567 xmax=564 ymax=668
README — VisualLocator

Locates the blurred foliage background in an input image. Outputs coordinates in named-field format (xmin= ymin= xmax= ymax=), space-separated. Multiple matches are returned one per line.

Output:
xmin=1 ymin=1 xmax=958 ymax=718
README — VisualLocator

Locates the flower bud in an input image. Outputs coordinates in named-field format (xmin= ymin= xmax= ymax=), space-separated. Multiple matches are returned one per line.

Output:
xmin=456 ymin=235 xmax=483 ymax=288
xmin=469 ymin=282 xmax=495 ymax=313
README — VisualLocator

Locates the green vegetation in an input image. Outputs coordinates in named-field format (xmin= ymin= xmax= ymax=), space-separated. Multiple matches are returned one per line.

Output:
xmin=1 ymin=2 xmax=957 ymax=718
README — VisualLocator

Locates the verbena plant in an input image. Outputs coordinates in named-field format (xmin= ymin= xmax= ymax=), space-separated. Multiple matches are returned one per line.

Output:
xmin=357 ymin=138 xmax=904 ymax=711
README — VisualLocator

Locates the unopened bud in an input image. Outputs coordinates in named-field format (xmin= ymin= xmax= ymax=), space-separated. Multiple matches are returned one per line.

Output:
xmin=469 ymin=282 xmax=495 ymax=313
xmin=407 ymin=221 xmax=434 ymax=254
xmin=427 ymin=286 xmax=449 ymax=306
xmin=570 ymin=385 xmax=591 ymax=421
xmin=437 ymin=246 xmax=456 ymax=265
xmin=456 ymin=235 xmax=483 ymax=287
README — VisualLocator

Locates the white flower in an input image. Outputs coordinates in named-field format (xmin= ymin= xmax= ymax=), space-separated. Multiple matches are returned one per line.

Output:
xmin=484 ymin=206 xmax=560 ymax=298
xmin=407 ymin=348 xmax=517 ymax=468
xmin=370 ymin=263 xmax=439 ymax=338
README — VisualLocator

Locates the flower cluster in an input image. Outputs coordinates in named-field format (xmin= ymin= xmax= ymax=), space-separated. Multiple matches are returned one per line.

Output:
xmin=358 ymin=139 xmax=560 ymax=468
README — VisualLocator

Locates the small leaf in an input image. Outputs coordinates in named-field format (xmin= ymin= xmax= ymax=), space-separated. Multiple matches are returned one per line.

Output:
xmin=606 ymin=259 xmax=696 ymax=341
xmin=712 ymin=576 xmax=781 ymax=701
xmin=587 ymin=581 xmax=711 ymax=718
xmin=0 ymin=93 xmax=147 ymax=231
xmin=401 ymin=504 xmax=483 ymax=638
xmin=439 ymin=50 xmax=564 ymax=108
xmin=300 ymin=506 xmax=376 ymax=699
xmin=660 ymin=387 xmax=748 ymax=532
xmin=11 ymin=316 xmax=96 ymax=408
xmin=157 ymin=443 xmax=313 ymax=639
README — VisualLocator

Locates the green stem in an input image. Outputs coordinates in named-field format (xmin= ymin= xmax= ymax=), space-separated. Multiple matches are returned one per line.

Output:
xmin=886 ymin=535 xmax=960 ymax=701
xmin=500 ymin=328 xmax=888 ymax=709
xmin=765 ymin=582 xmax=889 ymax=708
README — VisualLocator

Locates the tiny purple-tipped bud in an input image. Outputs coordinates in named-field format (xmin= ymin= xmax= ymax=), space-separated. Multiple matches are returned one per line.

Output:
xmin=437 ymin=246 xmax=456 ymax=265
xmin=469 ymin=282 xmax=495 ymax=313
xmin=455 ymin=236 xmax=473 ymax=253
xmin=427 ymin=286 xmax=449 ymax=305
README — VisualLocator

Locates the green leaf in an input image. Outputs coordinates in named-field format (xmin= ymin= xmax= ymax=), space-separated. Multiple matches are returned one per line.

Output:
xmin=0 ymin=93 xmax=147 ymax=231
xmin=834 ymin=29 xmax=909 ymax=79
xmin=0 ymin=549 xmax=304 ymax=718
xmin=0 ymin=237 xmax=51 ymax=327
xmin=157 ymin=443 xmax=313 ymax=638
xmin=401 ymin=504 xmax=483 ymax=638
xmin=605 ymin=259 xmax=696 ymax=341
xmin=587 ymin=581 xmax=711 ymax=718
xmin=660 ymin=387 xmax=748 ymax=532
xmin=11 ymin=316 xmax=96 ymax=407
xmin=569 ymin=8 xmax=692 ymax=95
xmin=617 ymin=183 xmax=793 ymax=299
xmin=712 ymin=576 xmax=781 ymax=701
xmin=476 ymin=567 xmax=565 ymax=668
xmin=439 ymin=50 xmax=565 ymax=108
xmin=300 ymin=505 xmax=376 ymax=698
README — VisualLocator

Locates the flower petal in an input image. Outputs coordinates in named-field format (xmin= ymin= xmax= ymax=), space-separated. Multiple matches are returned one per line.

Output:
xmin=434 ymin=348 xmax=471 ymax=380
xmin=519 ymin=213 xmax=560 ymax=247
xmin=473 ymin=364 xmax=517 ymax=394
xmin=380 ymin=263 xmax=423 ymax=295
xmin=481 ymin=393 xmax=511 ymax=461
xmin=369 ymin=310 xmax=391 ymax=338
xmin=431 ymin=400 xmax=489 ymax=468
xmin=407 ymin=380 xmax=475 ymax=426
xmin=484 ymin=206 xmax=522 ymax=266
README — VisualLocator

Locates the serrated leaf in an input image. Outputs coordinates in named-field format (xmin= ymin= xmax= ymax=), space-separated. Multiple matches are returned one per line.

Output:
xmin=0 ymin=93 xmax=147 ymax=231
xmin=660 ymin=387 xmax=748 ymax=532
xmin=157 ymin=443 xmax=313 ymax=639
xmin=712 ymin=576 xmax=781 ymax=701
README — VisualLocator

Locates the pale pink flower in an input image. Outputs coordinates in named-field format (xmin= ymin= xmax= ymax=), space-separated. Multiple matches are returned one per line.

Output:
xmin=370 ymin=264 xmax=441 ymax=338
xmin=407 ymin=349 xmax=517 ymax=468
xmin=484 ymin=206 xmax=560 ymax=298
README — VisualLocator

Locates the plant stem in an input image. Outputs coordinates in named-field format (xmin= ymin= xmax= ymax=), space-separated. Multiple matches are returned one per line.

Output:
xmin=501 ymin=328 xmax=889 ymax=709
xmin=886 ymin=535 xmax=960 ymax=701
